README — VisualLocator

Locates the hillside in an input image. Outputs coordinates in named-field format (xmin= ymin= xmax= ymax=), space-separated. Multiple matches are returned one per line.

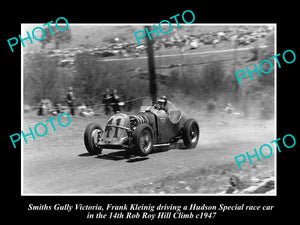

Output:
xmin=23 ymin=24 xmax=273 ymax=51
xmin=23 ymin=24 xmax=275 ymax=119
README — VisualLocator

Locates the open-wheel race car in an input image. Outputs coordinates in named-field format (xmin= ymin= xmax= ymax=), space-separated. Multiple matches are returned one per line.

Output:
xmin=84 ymin=100 xmax=200 ymax=156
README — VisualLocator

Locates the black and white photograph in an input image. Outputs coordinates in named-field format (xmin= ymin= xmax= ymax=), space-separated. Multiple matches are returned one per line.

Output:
xmin=21 ymin=23 xmax=276 ymax=195
xmin=4 ymin=7 xmax=298 ymax=224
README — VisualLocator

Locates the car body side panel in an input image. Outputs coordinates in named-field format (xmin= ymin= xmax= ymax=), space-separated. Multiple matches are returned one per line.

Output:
xmin=137 ymin=111 xmax=158 ymax=143
xmin=151 ymin=109 xmax=186 ymax=143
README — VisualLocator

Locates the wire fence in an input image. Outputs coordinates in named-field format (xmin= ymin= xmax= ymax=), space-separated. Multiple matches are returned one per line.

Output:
xmin=26 ymin=96 xmax=150 ymax=110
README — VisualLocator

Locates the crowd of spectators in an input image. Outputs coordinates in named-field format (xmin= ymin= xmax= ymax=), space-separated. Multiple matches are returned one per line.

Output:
xmin=25 ymin=26 xmax=273 ymax=67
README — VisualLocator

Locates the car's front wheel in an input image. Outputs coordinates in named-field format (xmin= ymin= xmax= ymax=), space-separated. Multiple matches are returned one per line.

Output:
xmin=133 ymin=124 xmax=154 ymax=156
xmin=84 ymin=123 xmax=103 ymax=155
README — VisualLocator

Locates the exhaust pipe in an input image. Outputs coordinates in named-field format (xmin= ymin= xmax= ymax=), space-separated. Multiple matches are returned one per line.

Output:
xmin=153 ymin=143 xmax=170 ymax=147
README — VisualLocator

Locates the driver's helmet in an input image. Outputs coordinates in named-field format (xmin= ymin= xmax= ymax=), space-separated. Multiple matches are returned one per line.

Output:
xmin=157 ymin=96 xmax=167 ymax=110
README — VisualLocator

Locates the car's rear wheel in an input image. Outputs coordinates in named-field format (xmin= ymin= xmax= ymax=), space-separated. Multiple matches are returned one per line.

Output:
xmin=182 ymin=119 xmax=199 ymax=149
xmin=133 ymin=124 xmax=153 ymax=156
xmin=84 ymin=123 xmax=103 ymax=155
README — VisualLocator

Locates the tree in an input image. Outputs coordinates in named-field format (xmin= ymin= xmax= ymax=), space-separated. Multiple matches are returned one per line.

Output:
xmin=72 ymin=52 xmax=121 ymax=106
xmin=24 ymin=53 xmax=63 ymax=105
xmin=72 ymin=52 xmax=150 ymax=110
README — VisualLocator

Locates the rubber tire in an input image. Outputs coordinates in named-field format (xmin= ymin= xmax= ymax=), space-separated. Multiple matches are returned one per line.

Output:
xmin=133 ymin=124 xmax=154 ymax=156
xmin=182 ymin=119 xmax=200 ymax=149
xmin=84 ymin=123 xmax=103 ymax=155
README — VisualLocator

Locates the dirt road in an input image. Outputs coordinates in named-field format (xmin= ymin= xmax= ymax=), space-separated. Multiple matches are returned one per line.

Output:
xmin=22 ymin=112 xmax=275 ymax=195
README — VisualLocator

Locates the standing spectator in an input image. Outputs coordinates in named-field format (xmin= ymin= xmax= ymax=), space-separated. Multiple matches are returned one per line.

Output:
xmin=37 ymin=101 xmax=43 ymax=115
xmin=111 ymin=89 xmax=120 ymax=113
xmin=66 ymin=86 xmax=76 ymax=116
xmin=102 ymin=88 xmax=112 ymax=115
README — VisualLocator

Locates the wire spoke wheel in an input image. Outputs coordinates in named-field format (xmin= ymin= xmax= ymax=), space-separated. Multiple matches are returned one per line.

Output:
xmin=134 ymin=124 xmax=154 ymax=156
xmin=139 ymin=130 xmax=152 ymax=153
xmin=91 ymin=129 xmax=102 ymax=147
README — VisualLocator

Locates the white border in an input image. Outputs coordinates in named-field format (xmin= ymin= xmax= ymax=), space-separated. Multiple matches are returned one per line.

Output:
xmin=21 ymin=23 xmax=277 ymax=196
xmin=21 ymin=23 xmax=24 ymax=195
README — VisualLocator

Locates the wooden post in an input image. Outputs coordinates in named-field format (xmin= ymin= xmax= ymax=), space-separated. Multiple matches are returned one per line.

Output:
xmin=145 ymin=26 xmax=157 ymax=105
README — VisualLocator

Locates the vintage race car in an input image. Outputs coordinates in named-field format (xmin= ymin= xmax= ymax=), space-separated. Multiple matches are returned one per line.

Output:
xmin=84 ymin=101 xmax=200 ymax=156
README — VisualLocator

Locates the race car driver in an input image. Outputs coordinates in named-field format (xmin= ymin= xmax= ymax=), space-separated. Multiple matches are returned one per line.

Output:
xmin=154 ymin=96 xmax=169 ymax=113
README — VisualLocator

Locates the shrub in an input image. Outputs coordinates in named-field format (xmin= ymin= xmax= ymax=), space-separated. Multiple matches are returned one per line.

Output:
xmin=201 ymin=60 xmax=225 ymax=99
xmin=207 ymin=99 xmax=217 ymax=112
